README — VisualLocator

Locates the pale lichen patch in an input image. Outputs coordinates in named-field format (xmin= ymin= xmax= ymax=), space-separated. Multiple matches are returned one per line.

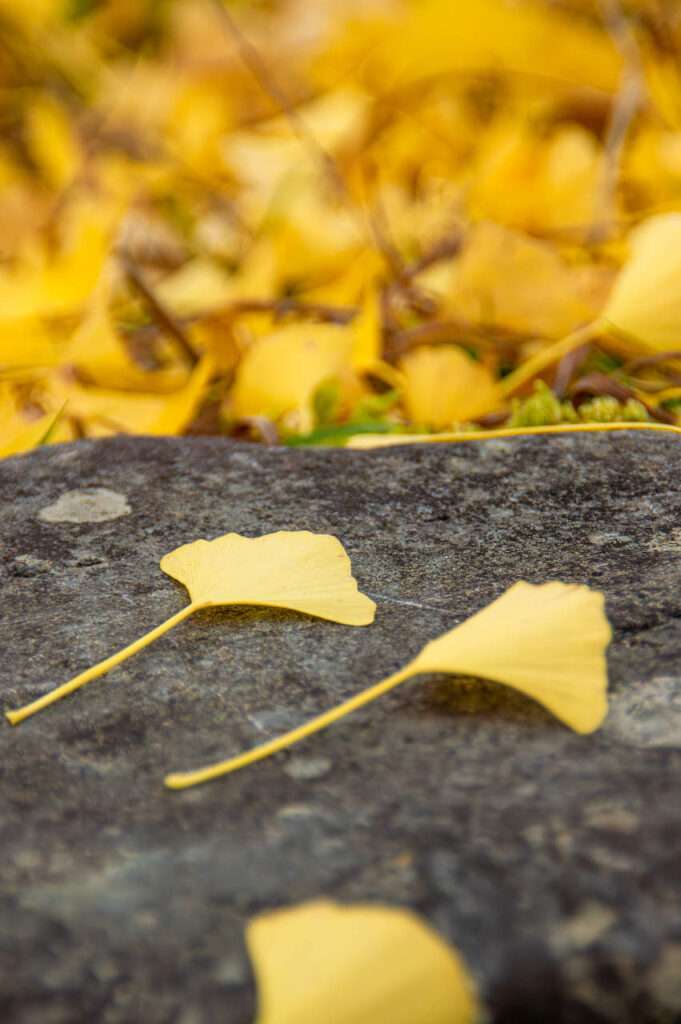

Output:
xmin=38 ymin=488 xmax=131 ymax=523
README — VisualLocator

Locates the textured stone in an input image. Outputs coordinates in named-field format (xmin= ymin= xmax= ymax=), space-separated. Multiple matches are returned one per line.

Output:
xmin=0 ymin=433 xmax=680 ymax=1024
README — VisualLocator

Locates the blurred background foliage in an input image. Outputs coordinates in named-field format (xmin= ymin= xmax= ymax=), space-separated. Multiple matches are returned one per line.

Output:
xmin=2 ymin=0 xmax=681 ymax=454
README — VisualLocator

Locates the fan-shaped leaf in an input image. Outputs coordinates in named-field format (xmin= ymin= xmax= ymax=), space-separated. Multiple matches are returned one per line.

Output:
xmin=7 ymin=531 xmax=374 ymax=725
xmin=248 ymin=900 xmax=479 ymax=1024
xmin=166 ymin=581 xmax=610 ymax=789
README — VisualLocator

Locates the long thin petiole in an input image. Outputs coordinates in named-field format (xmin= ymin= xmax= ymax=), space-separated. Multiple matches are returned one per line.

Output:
xmin=7 ymin=604 xmax=198 ymax=725
xmin=499 ymin=317 xmax=606 ymax=397
xmin=164 ymin=665 xmax=414 ymax=789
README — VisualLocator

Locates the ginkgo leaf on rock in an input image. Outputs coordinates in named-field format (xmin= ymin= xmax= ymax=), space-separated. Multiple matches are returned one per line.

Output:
xmin=407 ymin=582 xmax=609 ymax=732
xmin=165 ymin=581 xmax=610 ymax=789
xmin=159 ymin=532 xmax=375 ymax=623
xmin=247 ymin=900 xmax=479 ymax=1024
xmin=6 ymin=531 xmax=374 ymax=725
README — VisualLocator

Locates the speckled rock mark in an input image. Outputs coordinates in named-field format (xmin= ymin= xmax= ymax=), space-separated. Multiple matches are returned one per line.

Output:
xmin=38 ymin=487 xmax=131 ymax=523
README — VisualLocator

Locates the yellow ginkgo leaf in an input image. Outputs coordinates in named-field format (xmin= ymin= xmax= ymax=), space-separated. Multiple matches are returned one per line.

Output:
xmin=41 ymin=356 xmax=213 ymax=439
xmin=231 ymin=323 xmax=353 ymax=432
xmin=0 ymin=213 xmax=114 ymax=325
xmin=604 ymin=213 xmax=681 ymax=352
xmin=165 ymin=581 xmax=610 ymax=789
xmin=350 ymin=287 xmax=382 ymax=372
xmin=0 ymin=382 xmax=55 ymax=458
xmin=377 ymin=0 xmax=621 ymax=94
xmin=25 ymin=95 xmax=81 ymax=191
xmin=159 ymin=532 xmax=375 ymax=624
xmin=469 ymin=122 xmax=607 ymax=234
xmin=155 ymin=259 xmax=246 ymax=318
xmin=409 ymin=582 xmax=609 ymax=732
xmin=7 ymin=531 xmax=374 ymax=725
xmin=66 ymin=290 xmax=186 ymax=392
xmin=247 ymin=900 xmax=479 ymax=1024
xmin=444 ymin=222 xmax=601 ymax=339
xmin=0 ymin=320 xmax=57 ymax=370
xmin=0 ymin=415 xmax=54 ymax=460
xmin=400 ymin=345 xmax=503 ymax=428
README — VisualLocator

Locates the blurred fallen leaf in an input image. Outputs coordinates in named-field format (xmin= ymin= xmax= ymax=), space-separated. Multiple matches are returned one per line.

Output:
xmin=400 ymin=344 xmax=503 ymax=428
xmin=247 ymin=899 xmax=479 ymax=1024
xmin=604 ymin=212 xmax=681 ymax=353
xmin=231 ymin=323 xmax=356 ymax=433
xmin=372 ymin=0 xmax=622 ymax=93
xmin=1 ymin=0 xmax=681 ymax=450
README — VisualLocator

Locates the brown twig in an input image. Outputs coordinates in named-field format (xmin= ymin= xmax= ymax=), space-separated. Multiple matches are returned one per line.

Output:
xmin=471 ymin=410 xmax=510 ymax=428
xmin=385 ymin=318 xmax=531 ymax=360
xmin=208 ymin=0 xmax=409 ymax=282
xmin=385 ymin=319 xmax=477 ymax=358
xmin=570 ymin=372 xmax=675 ymax=423
xmin=229 ymin=416 xmax=280 ymax=446
xmin=122 ymin=299 xmax=360 ymax=355
xmin=380 ymin=229 xmax=465 ymax=326
xmin=226 ymin=298 xmax=359 ymax=325
xmin=553 ymin=344 xmax=590 ymax=398
xmin=401 ymin=233 xmax=464 ymax=280
xmin=622 ymin=351 xmax=681 ymax=375
xmin=589 ymin=0 xmax=645 ymax=243
xmin=120 ymin=254 xmax=199 ymax=367
xmin=208 ymin=0 xmax=352 ymax=202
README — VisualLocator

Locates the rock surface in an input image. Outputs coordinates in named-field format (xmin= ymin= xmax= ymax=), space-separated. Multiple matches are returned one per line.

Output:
xmin=0 ymin=432 xmax=680 ymax=1024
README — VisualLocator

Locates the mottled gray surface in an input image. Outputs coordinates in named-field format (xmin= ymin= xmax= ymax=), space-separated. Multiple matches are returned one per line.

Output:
xmin=0 ymin=433 xmax=680 ymax=1024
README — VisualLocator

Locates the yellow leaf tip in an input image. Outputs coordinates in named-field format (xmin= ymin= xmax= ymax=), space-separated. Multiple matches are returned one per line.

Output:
xmin=163 ymin=772 xmax=187 ymax=790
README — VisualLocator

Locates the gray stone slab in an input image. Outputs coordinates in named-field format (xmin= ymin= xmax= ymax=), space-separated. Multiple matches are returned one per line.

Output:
xmin=0 ymin=433 xmax=680 ymax=1024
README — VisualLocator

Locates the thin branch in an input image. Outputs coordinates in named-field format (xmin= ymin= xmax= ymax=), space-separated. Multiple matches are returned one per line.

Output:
xmin=229 ymin=416 xmax=280 ymax=446
xmin=226 ymin=298 xmax=359 ymax=325
xmin=553 ymin=344 xmax=590 ymax=399
xmin=385 ymin=319 xmax=479 ymax=358
xmin=622 ymin=351 xmax=681 ymax=374
xmin=589 ymin=0 xmax=645 ymax=243
xmin=122 ymin=299 xmax=360 ymax=355
xmin=208 ymin=0 xmax=348 ymax=199
xmin=570 ymin=372 xmax=675 ymax=423
xmin=381 ymin=229 xmax=464 ymax=325
xmin=401 ymin=232 xmax=463 ymax=280
xmin=208 ymin=0 xmax=407 ymax=280
xmin=385 ymin=318 xmax=531 ymax=360
xmin=120 ymin=254 xmax=199 ymax=367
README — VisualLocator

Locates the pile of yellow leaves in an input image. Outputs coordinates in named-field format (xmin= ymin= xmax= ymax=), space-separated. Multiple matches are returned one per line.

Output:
xmin=3 ymin=0 xmax=681 ymax=453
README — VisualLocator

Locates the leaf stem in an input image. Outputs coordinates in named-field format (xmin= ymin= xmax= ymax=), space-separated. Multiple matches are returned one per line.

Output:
xmin=347 ymin=420 xmax=681 ymax=449
xmin=164 ymin=665 xmax=414 ymax=789
xmin=7 ymin=604 xmax=197 ymax=725
xmin=120 ymin=254 xmax=199 ymax=368
xmin=499 ymin=317 xmax=608 ymax=397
